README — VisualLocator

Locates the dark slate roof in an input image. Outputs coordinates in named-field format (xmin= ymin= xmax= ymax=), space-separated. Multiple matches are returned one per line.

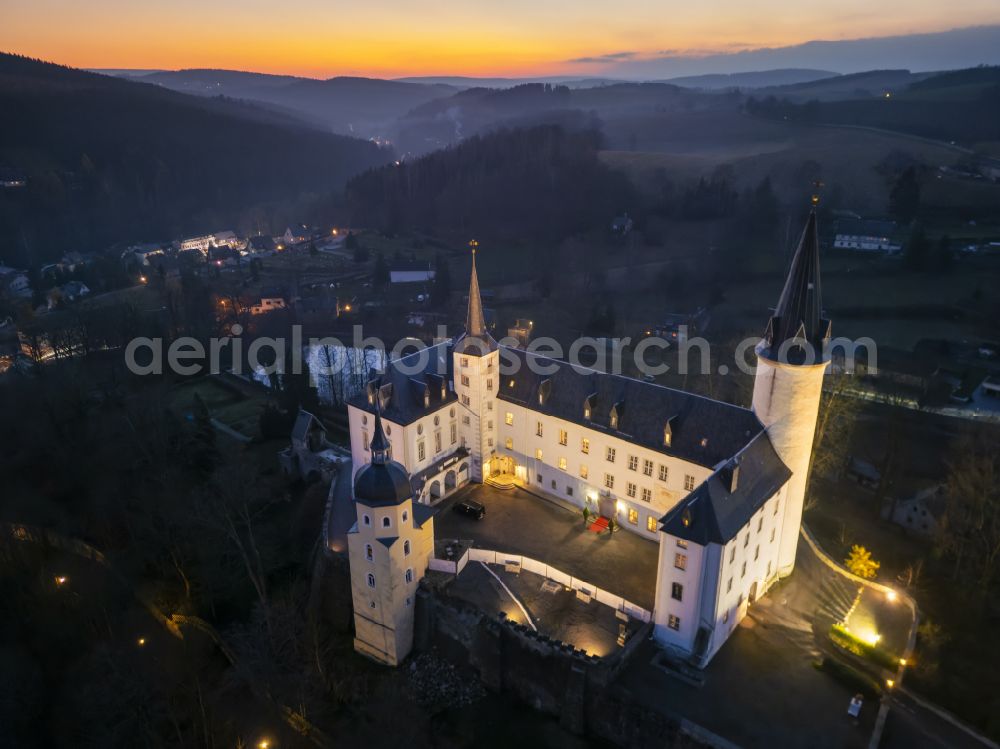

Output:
xmin=353 ymin=460 xmax=413 ymax=507
xmin=760 ymin=209 xmax=831 ymax=364
xmin=659 ymin=431 xmax=792 ymax=545
xmin=291 ymin=410 xmax=324 ymax=441
xmin=248 ymin=235 xmax=276 ymax=251
xmin=496 ymin=347 xmax=764 ymax=469
xmin=377 ymin=536 xmax=399 ymax=548
xmin=347 ymin=341 xmax=457 ymax=426
xmin=413 ymin=502 xmax=435 ymax=529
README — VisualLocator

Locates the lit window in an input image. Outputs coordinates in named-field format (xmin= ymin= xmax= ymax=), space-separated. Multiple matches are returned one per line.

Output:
xmin=604 ymin=473 xmax=614 ymax=489
xmin=658 ymin=465 xmax=668 ymax=482
xmin=505 ymin=412 xmax=514 ymax=426
xmin=559 ymin=429 xmax=568 ymax=446
xmin=580 ymin=465 xmax=589 ymax=479
xmin=404 ymin=539 xmax=411 ymax=556
xmin=646 ymin=515 xmax=657 ymax=532
xmin=628 ymin=508 xmax=638 ymax=525
xmin=664 ymin=427 xmax=672 ymax=447
xmin=505 ymin=437 xmax=513 ymax=449
xmin=365 ymin=544 xmax=373 ymax=561
xmin=671 ymin=582 xmax=683 ymax=601
xmin=535 ymin=448 xmax=543 ymax=460
xmin=627 ymin=482 xmax=637 ymax=498
xmin=684 ymin=474 xmax=695 ymax=491
xmin=405 ymin=568 xmax=413 ymax=584
xmin=674 ymin=553 xmax=687 ymax=571
xmin=508 ymin=379 xmax=515 ymax=388
xmin=606 ymin=447 xmax=616 ymax=463
xmin=643 ymin=459 xmax=653 ymax=476
xmin=558 ymin=457 xmax=567 ymax=471
xmin=367 ymin=573 xmax=376 ymax=589
xmin=628 ymin=455 xmax=638 ymax=471
xmin=461 ymin=375 xmax=470 ymax=387
xmin=610 ymin=412 xmax=618 ymax=429
xmin=668 ymin=615 xmax=680 ymax=631
xmin=641 ymin=488 xmax=652 ymax=503
xmin=581 ymin=438 xmax=589 ymax=454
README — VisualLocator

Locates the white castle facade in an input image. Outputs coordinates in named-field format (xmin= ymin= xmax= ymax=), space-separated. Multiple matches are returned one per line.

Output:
xmin=346 ymin=209 xmax=831 ymax=667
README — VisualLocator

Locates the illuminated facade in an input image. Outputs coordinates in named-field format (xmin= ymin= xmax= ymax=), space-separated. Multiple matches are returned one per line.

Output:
xmin=346 ymin=209 xmax=830 ymax=667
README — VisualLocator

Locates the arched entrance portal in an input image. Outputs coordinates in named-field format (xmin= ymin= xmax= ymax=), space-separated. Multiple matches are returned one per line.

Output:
xmin=445 ymin=470 xmax=457 ymax=491
xmin=429 ymin=480 xmax=443 ymax=501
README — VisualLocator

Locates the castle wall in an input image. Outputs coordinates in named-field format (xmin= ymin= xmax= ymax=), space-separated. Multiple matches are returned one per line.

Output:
xmin=414 ymin=586 xmax=709 ymax=748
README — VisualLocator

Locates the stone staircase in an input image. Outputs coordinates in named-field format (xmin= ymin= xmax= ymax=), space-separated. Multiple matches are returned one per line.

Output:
xmin=484 ymin=473 xmax=517 ymax=490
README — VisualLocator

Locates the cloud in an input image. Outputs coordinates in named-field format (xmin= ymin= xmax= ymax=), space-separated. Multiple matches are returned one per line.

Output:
xmin=567 ymin=51 xmax=636 ymax=64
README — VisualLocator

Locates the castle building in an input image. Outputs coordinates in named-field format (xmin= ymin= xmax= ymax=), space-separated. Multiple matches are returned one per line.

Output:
xmin=346 ymin=208 xmax=831 ymax=668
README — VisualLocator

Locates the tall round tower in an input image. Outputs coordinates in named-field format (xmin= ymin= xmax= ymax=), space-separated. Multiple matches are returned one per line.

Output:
xmin=752 ymin=206 xmax=831 ymax=577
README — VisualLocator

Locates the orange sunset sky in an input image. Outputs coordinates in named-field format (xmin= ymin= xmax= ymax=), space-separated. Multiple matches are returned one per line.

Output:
xmin=3 ymin=0 xmax=1000 ymax=78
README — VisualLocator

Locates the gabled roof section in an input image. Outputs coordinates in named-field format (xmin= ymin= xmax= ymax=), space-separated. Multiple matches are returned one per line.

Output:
xmin=659 ymin=431 xmax=792 ymax=545
xmin=760 ymin=208 xmax=831 ymax=364
xmin=291 ymin=409 xmax=324 ymax=441
xmin=498 ymin=347 xmax=764 ymax=468
xmin=412 ymin=502 xmax=436 ymax=529
xmin=348 ymin=341 xmax=457 ymax=425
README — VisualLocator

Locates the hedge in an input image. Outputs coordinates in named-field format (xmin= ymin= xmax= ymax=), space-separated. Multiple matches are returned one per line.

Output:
xmin=830 ymin=623 xmax=901 ymax=671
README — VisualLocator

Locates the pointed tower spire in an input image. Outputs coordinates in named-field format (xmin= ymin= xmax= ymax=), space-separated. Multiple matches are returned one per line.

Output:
xmin=466 ymin=239 xmax=486 ymax=337
xmin=369 ymin=405 xmax=391 ymax=465
xmin=761 ymin=203 xmax=830 ymax=363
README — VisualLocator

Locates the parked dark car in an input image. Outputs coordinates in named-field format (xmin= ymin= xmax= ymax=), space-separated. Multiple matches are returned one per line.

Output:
xmin=452 ymin=499 xmax=486 ymax=520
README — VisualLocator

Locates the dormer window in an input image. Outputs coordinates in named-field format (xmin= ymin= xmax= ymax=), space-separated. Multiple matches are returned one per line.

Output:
xmin=584 ymin=406 xmax=591 ymax=419
xmin=700 ymin=437 xmax=708 ymax=448
xmin=424 ymin=392 xmax=430 ymax=408
xmin=367 ymin=391 xmax=375 ymax=405
xmin=682 ymin=508 xmax=692 ymax=527
xmin=664 ymin=415 xmax=676 ymax=447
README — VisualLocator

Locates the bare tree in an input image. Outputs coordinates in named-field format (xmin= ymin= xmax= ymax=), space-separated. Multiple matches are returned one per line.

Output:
xmin=940 ymin=432 xmax=1000 ymax=589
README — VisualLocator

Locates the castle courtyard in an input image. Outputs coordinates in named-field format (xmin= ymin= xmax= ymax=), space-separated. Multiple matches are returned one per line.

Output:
xmin=434 ymin=483 xmax=660 ymax=611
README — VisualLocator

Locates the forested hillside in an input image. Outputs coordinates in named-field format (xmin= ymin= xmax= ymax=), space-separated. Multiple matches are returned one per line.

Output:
xmin=0 ymin=54 xmax=387 ymax=263
xmin=345 ymin=125 xmax=637 ymax=241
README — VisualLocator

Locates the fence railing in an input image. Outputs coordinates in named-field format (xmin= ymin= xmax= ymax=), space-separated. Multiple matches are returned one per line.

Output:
xmin=433 ymin=546 xmax=652 ymax=623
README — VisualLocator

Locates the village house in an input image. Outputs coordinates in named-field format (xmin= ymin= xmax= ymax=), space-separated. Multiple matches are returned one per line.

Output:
xmin=389 ymin=260 xmax=436 ymax=284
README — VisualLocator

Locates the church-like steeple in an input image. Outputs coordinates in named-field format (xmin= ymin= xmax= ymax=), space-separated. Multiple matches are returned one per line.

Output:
xmin=455 ymin=239 xmax=497 ymax=355
xmin=466 ymin=240 xmax=486 ymax=337
xmin=760 ymin=204 xmax=831 ymax=363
